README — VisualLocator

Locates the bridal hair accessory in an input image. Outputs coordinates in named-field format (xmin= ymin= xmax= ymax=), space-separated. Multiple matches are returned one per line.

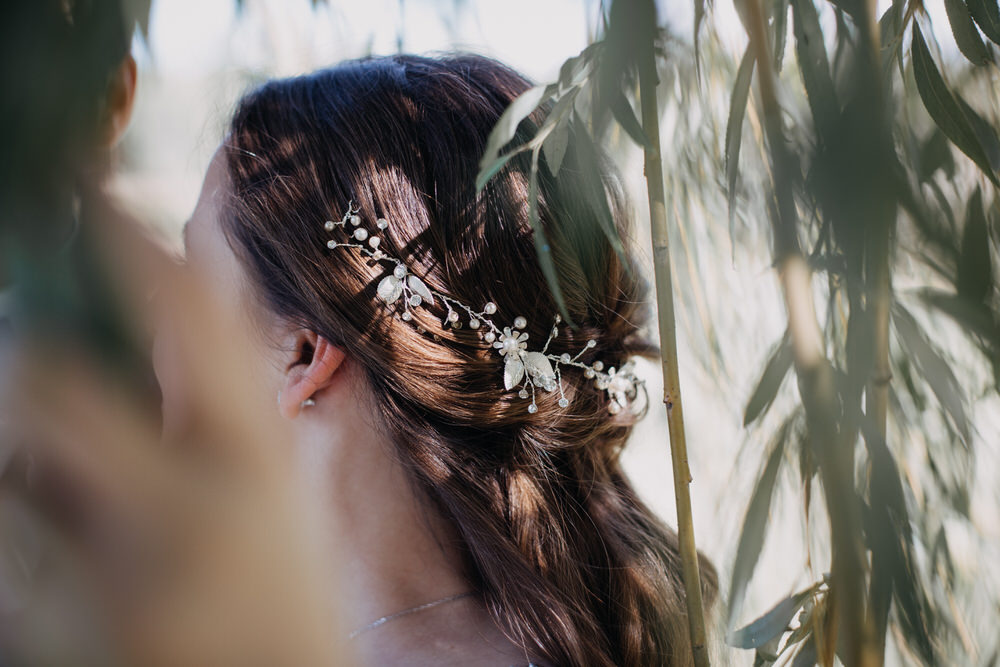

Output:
xmin=322 ymin=201 xmax=646 ymax=416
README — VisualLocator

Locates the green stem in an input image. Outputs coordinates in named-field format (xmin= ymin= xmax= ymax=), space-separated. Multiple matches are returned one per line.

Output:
xmin=636 ymin=25 xmax=711 ymax=667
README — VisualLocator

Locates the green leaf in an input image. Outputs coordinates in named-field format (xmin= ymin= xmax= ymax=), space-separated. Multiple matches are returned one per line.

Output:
xmin=609 ymin=90 xmax=654 ymax=150
xmin=743 ymin=330 xmax=793 ymax=426
xmin=790 ymin=636 xmax=817 ymax=667
xmin=917 ymin=128 xmax=957 ymax=182
xmin=541 ymin=89 xmax=579 ymax=178
xmin=944 ymin=0 xmax=992 ymax=64
xmin=542 ymin=122 xmax=570 ymax=179
xmin=956 ymin=94 xmax=1000 ymax=172
xmin=968 ymin=0 xmax=1000 ymax=44
xmin=911 ymin=23 xmax=1000 ymax=186
xmin=726 ymin=418 xmax=792 ymax=629
xmin=558 ymin=42 xmax=601 ymax=90
xmin=791 ymin=0 xmax=839 ymax=138
xmin=474 ymin=144 xmax=531 ymax=193
xmin=728 ymin=585 xmax=816 ymax=648
xmin=958 ymin=187 xmax=994 ymax=302
xmin=571 ymin=109 xmax=629 ymax=273
xmin=772 ymin=0 xmax=790 ymax=71
xmin=892 ymin=302 xmax=971 ymax=443
xmin=527 ymin=146 xmax=574 ymax=328
xmin=727 ymin=46 xmax=755 ymax=230
xmin=476 ymin=85 xmax=552 ymax=193
xmin=921 ymin=288 xmax=1000 ymax=345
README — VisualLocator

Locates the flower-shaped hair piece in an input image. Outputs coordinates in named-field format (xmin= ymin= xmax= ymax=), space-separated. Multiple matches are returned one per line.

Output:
xmin=322 ymin=201 xmax=646 ymax=415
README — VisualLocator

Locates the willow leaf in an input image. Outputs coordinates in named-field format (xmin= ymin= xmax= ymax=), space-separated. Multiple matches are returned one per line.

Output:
xmin=968 ymin=0 xmax=1000 ymax=44
xmin=727 ymin=46 xmax=755 ymax=230
xmin=944 ymin=0 xmax=991 ymax=64
xmin=912 ymin=23 xmax=1000 ymax=186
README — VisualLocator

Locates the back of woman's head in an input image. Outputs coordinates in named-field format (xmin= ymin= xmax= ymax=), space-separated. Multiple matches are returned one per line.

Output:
xmin=220 ymin=51 xmax=718 ymax=667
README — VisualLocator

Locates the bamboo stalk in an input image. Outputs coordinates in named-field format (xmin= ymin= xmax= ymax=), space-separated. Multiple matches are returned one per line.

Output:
xmin=858 ymin=0 xmax=893 ymax=662
xmin=636 ymin=29 xmax=711 ymax=667
xmin=742 ymin=0 xmax=876 ymax=665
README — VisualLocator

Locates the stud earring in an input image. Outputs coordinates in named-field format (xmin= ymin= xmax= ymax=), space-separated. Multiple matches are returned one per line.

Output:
xmin=300 ymin=398 xmax=316 ymax=409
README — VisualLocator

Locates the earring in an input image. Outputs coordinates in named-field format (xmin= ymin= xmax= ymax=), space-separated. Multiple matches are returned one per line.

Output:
xmin=300 ymin=398 xmax=316 ymax=409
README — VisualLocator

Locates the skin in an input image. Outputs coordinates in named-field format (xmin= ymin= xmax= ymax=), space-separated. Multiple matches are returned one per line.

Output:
xmin=153 ymin=147 xmax=546 ymax=667
xmin=101 ymin=54 xmax=137 ymax=148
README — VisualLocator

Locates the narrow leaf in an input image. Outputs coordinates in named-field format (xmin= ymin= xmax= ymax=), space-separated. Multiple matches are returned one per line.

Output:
xmin=541 ymin=89 xmax=579 ymax=178
xmin=528 ymin=146 xmax=574 ymax=328
xmin=609 ymin=90 xmax=654 ymax=150
xmin=944 ymin=0 xmax=991 ymax=64
xmin=726 ymin=419 xmax=791 ymax=628
xmin=728 ymin=585 xmax=816 ymax=648
xmin=957 ymin=187 xmax=993 ymax=302
xmin=571 ymin=109 xmax=629 ymax=272
xmin=791 ymin=0 xmax=839 ymax=137
xmin=743 ymin=331 xmax=793 ymax=426
xmin=727 ymin=46 xmax=755 ymax=229
xmin=968 ymin=0 xmax=1000 ymax=44
xmin=773 ymin=0 xmax=790 ymax=71
xmin=912 ymin=23 xmax=1000 ymax=186
xmin=790 ymin=636 xmax=817 ymax=667
xmin=476 ymin=85 xmax=551 ymax=192
xmin=892 ymin=302 xmax=971 ymax=442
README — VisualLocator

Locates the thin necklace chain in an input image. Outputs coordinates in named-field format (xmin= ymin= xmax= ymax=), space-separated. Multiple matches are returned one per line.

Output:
xmin=347 ymin=591 xmax=475 ymax=640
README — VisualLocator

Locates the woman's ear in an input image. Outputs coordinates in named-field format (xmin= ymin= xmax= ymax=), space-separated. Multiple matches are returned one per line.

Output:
xmin=278 ymin=333 xmax=346 ymax=420
xmin=101 ymin=53 xmax=137 ymax=147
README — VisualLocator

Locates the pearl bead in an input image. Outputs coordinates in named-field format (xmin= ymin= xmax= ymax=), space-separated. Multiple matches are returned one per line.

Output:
xmin=593 ymin=360 xmax=604 ymax=371
xmin=558 ymin=398 xmax=569 ymax=408
xmin=368 ymin=236 xmax=380 ymax=247
xmin=584 ymin=368 xmax=595 ymax=378
xmin=586 ymin=339 xmax=596 ymax=348
xmin=354 ymin=228 xmax=368 ymax=241
xmin=469 ymin=319 xmax=480 ymax=329
xmin=513 ymin=316 xmax=527 ymax=329
xmin=324 ymin=220 xmax=335 ymax=231
xmin=518 ymin=389 xmax=529 ymax=399
xmin=376 ymin=218 xmax=389 ymax=229
xmin=350 ymin=214 xmax=361 ymax=226
xmin=448 ymin=311 xmax=459 ymax=322
xmin=327 ymin=240 xmax=337 ymax=249
xmin=527 ymin=403 xmax=538 ymax=414
xmin=608 ymin=401 xmax=622 ymax=414
xmin=409 ymin=294 xmax=422 ymax=307
xmin=393 ymin=264 xmax=407 ymax=279
xmin=402 ymin=311 xmax=412 ymax=321
xmin=560 ymin=353 xmax=571 ymax=363
xmin=484 ymin=331 xmax=496 ymax=343
xmin=484 ymin=302 xmax=497 ymax=314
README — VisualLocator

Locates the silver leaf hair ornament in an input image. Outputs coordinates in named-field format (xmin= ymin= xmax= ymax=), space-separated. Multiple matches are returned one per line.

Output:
xmin=322 ymin=201 xmax=647 ymax=416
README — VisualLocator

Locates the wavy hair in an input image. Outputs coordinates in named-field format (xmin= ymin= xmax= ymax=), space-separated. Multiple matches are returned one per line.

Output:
xmin=220 ymin=51 xmax=718 ymax=667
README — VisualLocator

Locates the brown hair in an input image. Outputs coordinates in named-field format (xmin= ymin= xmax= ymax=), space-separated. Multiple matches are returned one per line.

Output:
xmin=221 ymin=51 xmax=718 ymax=667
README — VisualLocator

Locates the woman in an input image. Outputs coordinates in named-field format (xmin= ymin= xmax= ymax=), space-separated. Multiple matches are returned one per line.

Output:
xmin=156 ymin=51 xmax=718 ymax=666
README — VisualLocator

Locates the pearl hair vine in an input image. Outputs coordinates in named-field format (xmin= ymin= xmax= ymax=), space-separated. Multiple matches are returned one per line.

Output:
xmin=322 ymin=200 xmax=646 ymax=416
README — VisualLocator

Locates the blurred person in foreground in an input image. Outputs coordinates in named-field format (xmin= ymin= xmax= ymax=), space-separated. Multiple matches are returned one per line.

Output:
xmin=1 ymin=2 xmax=348 ymax=665
xmin=0 ymin=4 xmax=719 ymax=667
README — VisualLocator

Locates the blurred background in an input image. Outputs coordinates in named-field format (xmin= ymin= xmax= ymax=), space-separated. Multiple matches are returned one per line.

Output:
xmin=3 ymin=0 xmax=999 ymax=664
